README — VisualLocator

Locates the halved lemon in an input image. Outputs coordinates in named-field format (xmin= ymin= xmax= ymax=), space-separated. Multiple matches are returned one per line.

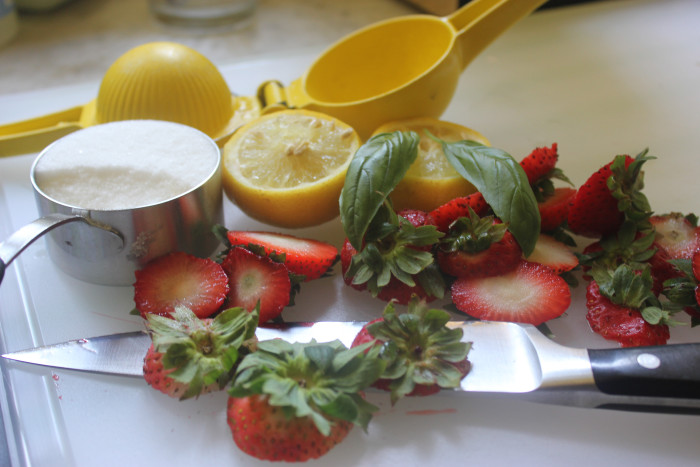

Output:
xmin=372 ymin=117 xmax=490 ymax=212
xmin=222 ymin=109 xmax=361 ymax=228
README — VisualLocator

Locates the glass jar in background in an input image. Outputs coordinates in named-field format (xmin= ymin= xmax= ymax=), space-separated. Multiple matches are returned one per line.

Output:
xmin=0 ymin=0 xmax=18 ymax=48
xmin=148 ymin=0 xmax=257 ymax=31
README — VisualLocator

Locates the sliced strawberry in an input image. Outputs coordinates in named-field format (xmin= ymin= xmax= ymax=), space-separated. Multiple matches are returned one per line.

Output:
xmin=648 ymin=213 xmax=700 ymax=284
xmin=450 ymin=260 xmax=571 ymax=326
xmin=519 ymin=143 xmax=559 ymax=185
xmin=585 ymin=279 xmax=669 ymax=347
xmin=221 ymin=246 xmax=291 ymax=323
xmin=133 ymin=251 xmax=229 ymax=319
xmin=524 ymin=233 xmax=578 ymax=275
xmin=226 ymin=230 xmax=338 ymax=281
xmin=538 ymin=187 xmax=576 ymax=232
xmin=429 ymin=192 xmax=489 ymax=232
xmin=567 ymin=155 xmax=635 ymax=238
xmin=437 ymin=215 xmax=521 ymax=279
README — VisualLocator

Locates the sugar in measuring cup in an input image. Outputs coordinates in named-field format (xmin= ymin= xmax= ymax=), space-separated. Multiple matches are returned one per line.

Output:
xmin=0 ymin=120 xmax=223 ymax=286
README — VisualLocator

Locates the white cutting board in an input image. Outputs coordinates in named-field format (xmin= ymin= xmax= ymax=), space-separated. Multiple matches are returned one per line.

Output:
xmin=2 ymin=1 xmax=700 ymax=465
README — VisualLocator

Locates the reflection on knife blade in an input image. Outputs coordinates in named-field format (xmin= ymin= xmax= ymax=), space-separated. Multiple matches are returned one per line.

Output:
xmin=3 ymin=320 xmax=700 ymax=413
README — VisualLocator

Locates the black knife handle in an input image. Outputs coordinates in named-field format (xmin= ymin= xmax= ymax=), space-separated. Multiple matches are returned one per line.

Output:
xmin=588 ymin=344 xmax=700 ymax=399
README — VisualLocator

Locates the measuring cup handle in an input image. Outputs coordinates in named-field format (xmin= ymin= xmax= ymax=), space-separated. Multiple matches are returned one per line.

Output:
xmin=447 ymin=0 xmax=547 ymax=70
xmin=0 ymin=213 xmax=122 ymax=285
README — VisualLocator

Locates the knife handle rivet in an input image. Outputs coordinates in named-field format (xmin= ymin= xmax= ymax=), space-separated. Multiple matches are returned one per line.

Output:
xmin=637 ymin=353 xmax=661 ymax=369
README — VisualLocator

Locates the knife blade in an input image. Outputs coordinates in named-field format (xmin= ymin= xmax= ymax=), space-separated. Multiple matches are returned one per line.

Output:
xmin=3 ymin=320 xmax=700 ymax=412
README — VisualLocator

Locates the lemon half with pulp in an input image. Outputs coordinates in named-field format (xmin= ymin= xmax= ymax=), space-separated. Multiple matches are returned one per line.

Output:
xmin=222 ymin=109 xmax=361 ymax=228
xmin=373 ymin=117 xmax=490 ymax=212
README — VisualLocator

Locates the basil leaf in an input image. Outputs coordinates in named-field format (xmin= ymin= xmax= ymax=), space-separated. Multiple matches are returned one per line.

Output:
xmin=440 ymin=140 xmax=540 ymax=256
xmin=339 ymin=131 xmax=419 ymax=249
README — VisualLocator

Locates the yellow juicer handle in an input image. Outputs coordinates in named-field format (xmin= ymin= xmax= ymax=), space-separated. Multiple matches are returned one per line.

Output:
xmin=0 ymin=101 xmax=97 ymax=157
xmin=448 ymin=0 xmax=547 ymax=70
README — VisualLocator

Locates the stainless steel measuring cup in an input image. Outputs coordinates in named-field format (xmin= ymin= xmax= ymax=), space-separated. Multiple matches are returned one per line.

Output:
xmin=0 ymin=120 xmax=223 ymax=286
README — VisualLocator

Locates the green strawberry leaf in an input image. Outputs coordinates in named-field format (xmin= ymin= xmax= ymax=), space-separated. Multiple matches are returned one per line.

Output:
xmin=436 ymin=139 xmax=540 ymax=256
xmin=229 ymin=339 xmax=384 ymax=433
xmin=339 ymin=131 xmax=419 ymax=249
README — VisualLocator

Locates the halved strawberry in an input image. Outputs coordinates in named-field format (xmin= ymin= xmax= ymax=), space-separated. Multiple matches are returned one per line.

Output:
xmin=524 ymin=233 xmax=578 ymax=275
xmin=221 ymin=247 xmax=291 ymax=323
xmin=586 ymin=279 xmax=669 ymax=347
xmin=226 ymin=231 xmax=338 ymax=281
xmin=538 ymin=187 xmax=577 ymax=232
xmin=133 ymin=251 xmax=229 ymax=319
xmin=341 ymin=209 xmax=445 ymax=305
xmin=648 ymin=213 xmax=700 ymax=284
xmin=450 ymin=260 xmax=571 ymax=326
xmin=519 ymin=143 xmax=559 ymax=185
xmin=340 ymin=238 xmax=438 ymax=305
xmin=143 ymin=306 xmax=258 ymax=399
xmin=429 ymin=192 xmax=489 ymax=232
xmin=436 ymin=213 xmax=521 ymax=279
xmin=351 ymin=300 xmax=471 ymax=404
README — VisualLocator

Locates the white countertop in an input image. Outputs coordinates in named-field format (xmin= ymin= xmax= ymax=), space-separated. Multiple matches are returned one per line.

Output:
xmin=2 ymin=1 xmax=700 ymax=466
xmin=0 ymin=0 xmax=417 ymax=95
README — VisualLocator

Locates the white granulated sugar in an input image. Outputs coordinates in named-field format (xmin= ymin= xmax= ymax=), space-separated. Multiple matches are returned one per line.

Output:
xmin=33 ymin=120 xmax=219 ymax=210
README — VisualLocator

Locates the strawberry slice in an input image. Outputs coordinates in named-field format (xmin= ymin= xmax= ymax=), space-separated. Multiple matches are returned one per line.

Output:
xmin=538 ymin=186 xmax=576 ymax=232
xmin=566 ymin=155 xmax=635 ymax=238
xmin=226 ymin=230 xmax=338 ymax=281
xmin=585 ymin=280 xmax=669 ymax=347
xmin=450 ymin=260 xmax=571 ymax=326
xmin=519 ymin=143 xmax=559 ymax=185
xmin=524 ymin=233 xmax=578 ymax=275
xmin=221 ymin=246 xmax=291 ymax=323
xmin=429 ymin=192 xmax=489 ymax=232
xmin=133 ymin=251 xmax=229 ymax=319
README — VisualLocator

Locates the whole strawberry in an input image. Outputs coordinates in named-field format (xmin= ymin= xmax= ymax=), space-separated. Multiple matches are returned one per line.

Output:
xmin=567 ymin=151 xmax=652 ymax=238
xmin=143 ymin=305 xmax=258 ymax=399
xmin=429 ymin=192 xmax=489 ymax=233
xmin=586 ymin=274 xmax=670 ymax=347
xmin=351 ymin=299 xmax=471 ymax=404
xmin=227 ymin=339 xmax=384 ymax=462
xmin=585 ymin=264 xmax=677 ymax=347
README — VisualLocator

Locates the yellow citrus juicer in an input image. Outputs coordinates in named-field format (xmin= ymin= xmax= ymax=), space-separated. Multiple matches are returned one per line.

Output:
xmin=256 ymin=0 xmax=546 ymax=138
xmin=0 ymin=0 xmax=545 ymax=156
xmin=0 ymin=41 xmax=261 ymax=157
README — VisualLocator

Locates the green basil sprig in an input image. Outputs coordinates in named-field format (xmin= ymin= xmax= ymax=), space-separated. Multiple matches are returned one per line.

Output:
xmin=438 ymin=139 xmax=540 ymax=256
xmin=339 ymin=131 xmax=419 ymax=249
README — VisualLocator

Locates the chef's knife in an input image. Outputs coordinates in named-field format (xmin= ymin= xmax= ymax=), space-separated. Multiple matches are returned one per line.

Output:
xmin=3 ymin=321 xmax=700 ymax=413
